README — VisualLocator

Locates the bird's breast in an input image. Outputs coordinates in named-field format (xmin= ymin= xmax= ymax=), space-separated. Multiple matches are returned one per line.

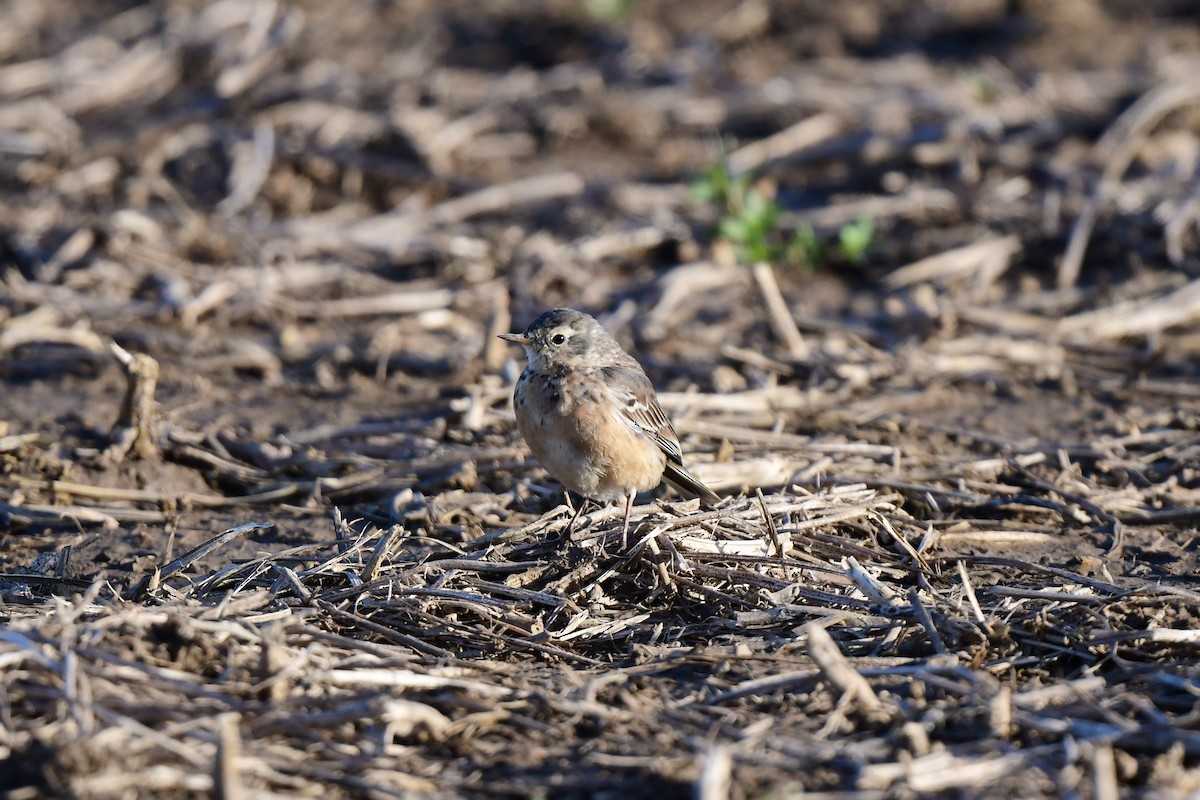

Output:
xmin=513 ymin=368 xmax=666 ymax=500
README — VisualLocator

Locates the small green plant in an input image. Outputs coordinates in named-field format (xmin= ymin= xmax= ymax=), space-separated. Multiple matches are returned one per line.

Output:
xmin=837 ymin=215 xmax=875 ymax=265
xmin=581 ymin=0 xmax=633 ymax=22
xmin=692 ymin=158 xmax=875 ymax=270
xmin=715 ymin=184 xmax=779 ymax=264
xmin=786 ymin=223 xmax=824 ymax=270
xmin=689 ymin=157 xmax=749 ymax=209
xmin=970 ymin=71 xmax=998 ymax=104
xmin=692 ymin=158 xmax=784 ymax=266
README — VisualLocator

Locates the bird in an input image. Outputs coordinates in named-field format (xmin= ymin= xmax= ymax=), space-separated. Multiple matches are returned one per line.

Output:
xmin=499 ymin=308 xmax=719 ymax=549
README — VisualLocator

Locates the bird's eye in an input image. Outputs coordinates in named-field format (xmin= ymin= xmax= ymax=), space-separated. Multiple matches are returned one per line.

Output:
xmin=550 ymin=333 xmax=567 ymax=345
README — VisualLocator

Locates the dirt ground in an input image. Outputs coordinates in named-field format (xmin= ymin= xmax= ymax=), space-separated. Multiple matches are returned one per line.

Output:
xmin=3 ymin=1 xmax=1200 ymax=797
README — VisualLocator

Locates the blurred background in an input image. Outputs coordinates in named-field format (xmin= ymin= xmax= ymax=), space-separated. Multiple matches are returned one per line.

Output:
xmin=4 ymin=0 xmax=1200 ymax=380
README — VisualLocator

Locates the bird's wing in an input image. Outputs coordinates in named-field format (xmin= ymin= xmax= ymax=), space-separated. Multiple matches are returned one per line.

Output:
xmin=603 ymin=364 xmax=720 ymax=506
xmin=605 ymin=367 xmax=684 ymax=464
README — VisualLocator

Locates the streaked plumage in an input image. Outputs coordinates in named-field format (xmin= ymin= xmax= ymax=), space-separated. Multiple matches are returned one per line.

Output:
xmin=500 ymin=308 xmax=718 ymax=549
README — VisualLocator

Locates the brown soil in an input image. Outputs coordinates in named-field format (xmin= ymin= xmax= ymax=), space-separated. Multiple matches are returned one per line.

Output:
xmin=3 ymin=1 xmax=1200 ymax=798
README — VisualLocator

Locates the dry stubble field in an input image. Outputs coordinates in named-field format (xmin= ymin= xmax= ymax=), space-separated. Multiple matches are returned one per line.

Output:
xmin=3 ymin=1 xmax=1200 ymax=797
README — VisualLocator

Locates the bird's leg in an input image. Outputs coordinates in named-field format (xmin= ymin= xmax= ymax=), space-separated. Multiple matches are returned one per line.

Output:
xmin=619 ymin=490 xmax=634 ymax=550
xmin=561 ymin=494 xmax=589 ymax=546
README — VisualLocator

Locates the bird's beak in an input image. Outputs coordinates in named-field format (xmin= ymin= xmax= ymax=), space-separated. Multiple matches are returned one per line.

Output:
xmin=498 ymin=332 xmax=531 ymax=345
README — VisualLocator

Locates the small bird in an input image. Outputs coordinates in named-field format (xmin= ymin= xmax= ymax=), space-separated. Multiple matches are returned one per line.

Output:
xmin=500 ymin=308 xmax=719 ymax=549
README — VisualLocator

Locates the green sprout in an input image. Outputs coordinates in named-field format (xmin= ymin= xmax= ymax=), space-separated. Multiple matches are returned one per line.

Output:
xmin=786 ymin=223 xmax=824 ymax=270
xmin=837 ymin=215 xmax=875 ymax=265
xmin=970 ymin=71 xmax=999 ymax=104
xmin=692 ymin=158 xmax=781 ymax=266
xmin=692 ymin=157 xmax=875 ymax=271
xmin=582 ymin=0 xmax=633 ymax=22
xmin=690 ymin=157 xmax=749 ymax=208
xmin=716 ymin=184 xmax=779 ymax=264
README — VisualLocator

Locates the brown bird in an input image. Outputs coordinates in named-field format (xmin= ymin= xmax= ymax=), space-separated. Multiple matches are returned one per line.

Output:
xmin=500 ymin=308 xmax=719 ymax=549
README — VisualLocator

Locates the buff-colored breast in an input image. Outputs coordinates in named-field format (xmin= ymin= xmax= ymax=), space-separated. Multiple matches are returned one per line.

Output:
xmin=513 ymin=367 xmax=667 ymax=501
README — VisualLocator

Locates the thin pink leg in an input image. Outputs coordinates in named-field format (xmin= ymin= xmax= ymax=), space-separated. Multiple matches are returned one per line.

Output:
xmin=619 ymin=491 xmax=634 ymax=550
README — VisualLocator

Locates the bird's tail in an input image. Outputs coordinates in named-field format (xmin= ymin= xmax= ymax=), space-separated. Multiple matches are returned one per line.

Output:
xmin=663 ymin=462 xmax=720 ymax=508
